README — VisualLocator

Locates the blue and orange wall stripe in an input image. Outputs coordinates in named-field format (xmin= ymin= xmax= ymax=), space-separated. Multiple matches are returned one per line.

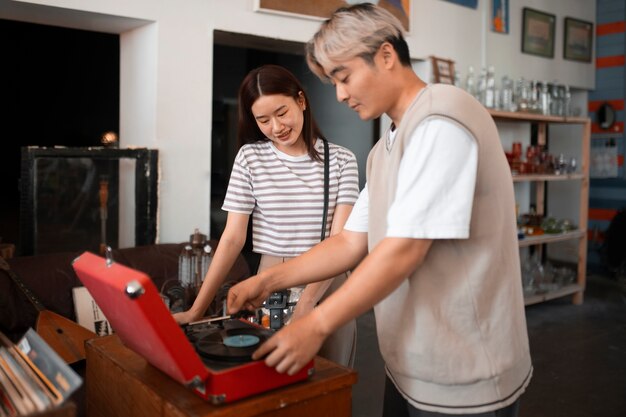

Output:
xmin=587 ymin=0 xmax=625 ymax=271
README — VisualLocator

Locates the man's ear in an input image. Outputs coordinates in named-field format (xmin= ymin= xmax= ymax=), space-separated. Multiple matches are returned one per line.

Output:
xmin=379 ymin=42 xmax=396 ymax=69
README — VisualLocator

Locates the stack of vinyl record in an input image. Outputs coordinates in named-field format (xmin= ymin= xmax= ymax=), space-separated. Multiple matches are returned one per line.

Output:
xmin=0 ymin=329 xmax=81 ymax=416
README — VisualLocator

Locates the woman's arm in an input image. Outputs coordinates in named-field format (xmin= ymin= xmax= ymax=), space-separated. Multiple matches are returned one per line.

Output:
xmin=173 ymin=212 xmax=249 ymax=324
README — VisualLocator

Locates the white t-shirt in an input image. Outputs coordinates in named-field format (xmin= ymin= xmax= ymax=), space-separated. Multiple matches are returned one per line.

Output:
xmin=344 ymin=117 xmax=477 ymax=239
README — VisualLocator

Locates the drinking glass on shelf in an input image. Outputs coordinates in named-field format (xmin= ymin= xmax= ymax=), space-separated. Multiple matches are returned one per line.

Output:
xmin=555 ymin=153 xmax=568 ymax=175
xmin=550 ymin=83 xmax=562 ymax=116
xmin=516 ymin=78 xmax=530 ymax=112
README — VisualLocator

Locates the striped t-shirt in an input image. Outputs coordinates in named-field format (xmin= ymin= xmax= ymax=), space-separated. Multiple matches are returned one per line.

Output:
xmin=222 ymin=139 xmax=360 ymax=257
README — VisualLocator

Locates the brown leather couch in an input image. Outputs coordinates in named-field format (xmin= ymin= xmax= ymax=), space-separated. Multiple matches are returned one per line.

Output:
xmin=0 ymin=241 xmax=250 ymax=343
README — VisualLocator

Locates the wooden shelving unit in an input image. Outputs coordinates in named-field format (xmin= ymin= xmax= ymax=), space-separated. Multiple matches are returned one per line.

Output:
xmin=517 ymin=230 xmax=587 ymax=248
xmin=489 ymin=109 xmax=591 ymax=305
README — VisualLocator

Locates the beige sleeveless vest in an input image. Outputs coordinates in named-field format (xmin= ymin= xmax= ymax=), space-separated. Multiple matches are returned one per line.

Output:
xmin=366 ymin=84 xmax=532 ymax=413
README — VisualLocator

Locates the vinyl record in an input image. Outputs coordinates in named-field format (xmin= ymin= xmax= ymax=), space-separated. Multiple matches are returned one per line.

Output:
xmin=195 ymin=324 xmax=270 ymax=363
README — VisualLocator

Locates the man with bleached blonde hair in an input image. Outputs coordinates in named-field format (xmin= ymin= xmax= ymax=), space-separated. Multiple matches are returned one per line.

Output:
xmin=228 ymin=4 xmax=532 ymax=416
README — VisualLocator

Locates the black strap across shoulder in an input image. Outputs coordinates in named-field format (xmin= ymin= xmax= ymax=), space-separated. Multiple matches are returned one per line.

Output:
xmin=266 ymin=140 xmax=330 ymax=331
xmin=321 ymin=139 xmax=329 ymax=242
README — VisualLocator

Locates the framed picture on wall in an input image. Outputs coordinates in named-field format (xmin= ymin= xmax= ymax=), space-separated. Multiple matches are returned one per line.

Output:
xmin=254 ymin=0 xmax=410 ymax=31
xmin=564 ymin=17 xmax=594 ymax=62
xmin=521 ymin=8 xmax=556 ymax=58
xmin=441 ymin=0 xmax=478 ymax=9
xmin=491 ymin=0 xmax=509 ymax=34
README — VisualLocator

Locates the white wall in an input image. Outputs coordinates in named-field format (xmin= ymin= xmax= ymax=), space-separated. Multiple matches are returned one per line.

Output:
xmin=1 ymin=0 xmax=596 ymax=244
xmin=411 ymin=0 xmax=595 ymax=90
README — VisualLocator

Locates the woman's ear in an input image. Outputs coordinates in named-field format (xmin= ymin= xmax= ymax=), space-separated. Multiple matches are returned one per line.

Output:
xmin=298 ymin=91 xmax=307 ymax=110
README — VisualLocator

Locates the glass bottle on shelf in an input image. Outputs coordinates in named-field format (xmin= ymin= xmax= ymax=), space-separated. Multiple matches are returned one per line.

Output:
xmin=477 ymin=67 xmax=487 ymax=105
xmin=563 ymin=85 xmax=572 ymax=116
xmin=516 ymin=78 xmax=530 ymax=112
xmin=484 ymin=66 xmax=496 ymax=108
xmin=539 ymin=81 xmax=550 ymax=115
xmin=529 ymin=80 xmax=539 ymax=113
xmin=464 ymin=66 xmax=476 ymax=98
xmin=550 ymin=83 xmax=562 ymax=116
xmin=500 ymin=76 xmax=515 ymax=112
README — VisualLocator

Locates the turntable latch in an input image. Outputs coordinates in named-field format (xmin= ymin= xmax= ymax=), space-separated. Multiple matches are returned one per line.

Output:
xmin=104 ymin=246 xmax=114 ymax=267
xmin=125 ymin=280 xmax=145 ymax=299
xmin=210 ymin=393 xmax=226 ymax=405
xmin=187 ymin=375 xmax=206 ymax=394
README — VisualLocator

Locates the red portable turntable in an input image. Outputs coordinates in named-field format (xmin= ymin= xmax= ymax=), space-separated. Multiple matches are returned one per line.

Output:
xmin=72 ymin=251 xmax=313 ymax=404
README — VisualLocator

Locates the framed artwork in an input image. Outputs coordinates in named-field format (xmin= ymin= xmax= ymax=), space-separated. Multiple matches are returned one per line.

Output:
xmin=521 ymin=8 xmax=556 ymax=58
xmin=430 ymin=56 xmax=456 ymax=85
xmin=441 ymin=0 xmax=478 ymax=9
xmin=491 ymin=0 xmax=509 ymax=34
xmin=564 ymin=17 xmax=594 ymax=62
xmin=254 ymin=0 xmax=410 ymax=31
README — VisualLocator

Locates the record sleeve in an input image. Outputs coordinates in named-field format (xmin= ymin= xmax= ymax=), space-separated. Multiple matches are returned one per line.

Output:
xmin=16 ymin=329 xmax=82 ymax=404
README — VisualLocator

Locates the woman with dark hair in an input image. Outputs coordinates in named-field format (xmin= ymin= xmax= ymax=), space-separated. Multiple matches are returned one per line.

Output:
xmin=174 ymin=64 xmax=360 ymax=366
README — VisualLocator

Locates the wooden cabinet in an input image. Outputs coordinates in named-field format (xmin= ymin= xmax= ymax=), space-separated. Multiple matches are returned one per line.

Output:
xmin=28 ymin=403 xmax=76 ymax=417
xmin=489 ymin=109 xmax=590 ymax=306
xmin=85 ymin=335 xmax=357 ymax=417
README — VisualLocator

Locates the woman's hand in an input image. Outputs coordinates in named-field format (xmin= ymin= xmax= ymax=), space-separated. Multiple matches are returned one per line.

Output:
xmin=227 ymin=275 xmax=272 ymax=314
xmin=172 ymin=309 xmax=198 ymax=325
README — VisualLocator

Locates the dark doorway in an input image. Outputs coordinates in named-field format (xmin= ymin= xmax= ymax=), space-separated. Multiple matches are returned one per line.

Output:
xmin=0 ymin=19 xmax=119 ymax=252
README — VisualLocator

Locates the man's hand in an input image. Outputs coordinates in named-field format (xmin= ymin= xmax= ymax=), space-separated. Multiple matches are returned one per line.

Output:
xmin=252 ymin=310 xmax=326 ymax=375
xmin=288 ymin=299 xmax=314 ymax=324
xmin=227 ymin=275 xmax=271 ymax=314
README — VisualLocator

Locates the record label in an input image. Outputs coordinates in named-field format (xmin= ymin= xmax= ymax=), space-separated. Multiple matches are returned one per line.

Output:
xmin=223 ymin=335 xmax=260 ymax=348
xmin=194 ymin=319 xmax=271 ymax=363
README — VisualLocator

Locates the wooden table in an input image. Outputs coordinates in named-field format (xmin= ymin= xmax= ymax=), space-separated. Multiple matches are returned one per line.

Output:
xmin=85 ymin=335 xmax=357 ymax=417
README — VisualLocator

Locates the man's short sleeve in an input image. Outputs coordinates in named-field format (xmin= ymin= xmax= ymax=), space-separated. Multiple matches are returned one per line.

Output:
xmin=387 ymin=117 xmax=478 ymax=239
xmin=344 ymin=186 xmax=369 ymax=232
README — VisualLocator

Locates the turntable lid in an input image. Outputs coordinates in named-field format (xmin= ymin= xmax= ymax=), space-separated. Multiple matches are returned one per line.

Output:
xmin=73 ymin=252 xmax=209 ymax=385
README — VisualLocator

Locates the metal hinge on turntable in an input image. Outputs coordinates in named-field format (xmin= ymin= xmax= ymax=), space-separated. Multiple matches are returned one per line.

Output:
xmin=210 ymin=393 xmax=226 ymax=405
xmin=187 ymin=375 xmax=206 ymax=395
